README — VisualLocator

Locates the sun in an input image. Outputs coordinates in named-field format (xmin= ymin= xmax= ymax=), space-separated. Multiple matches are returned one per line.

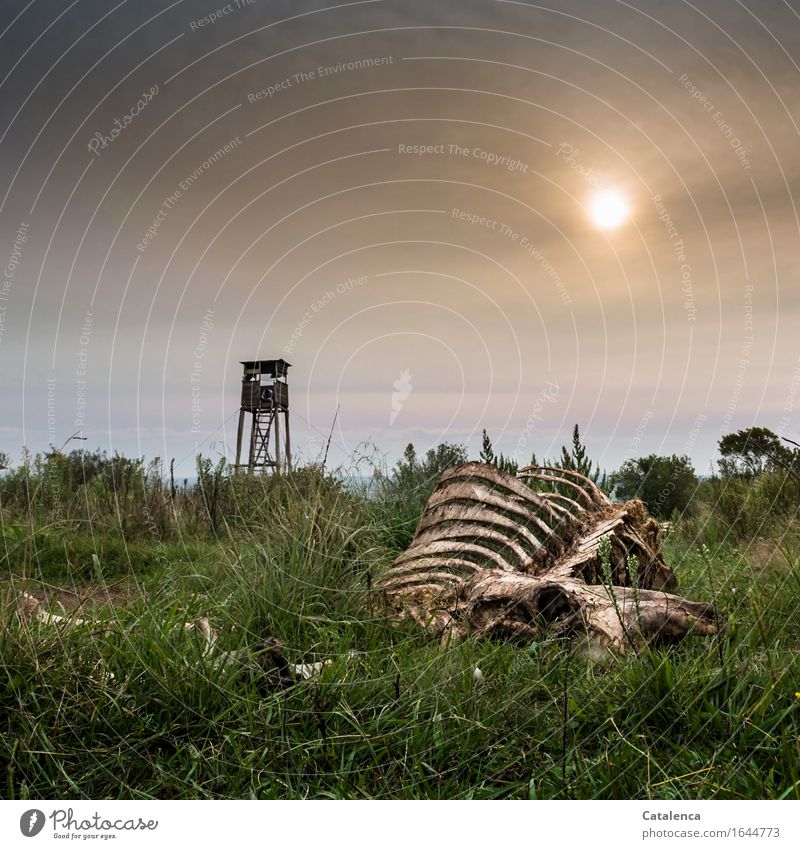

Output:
xmin=588 ymin=189 xmax=630 ymax=230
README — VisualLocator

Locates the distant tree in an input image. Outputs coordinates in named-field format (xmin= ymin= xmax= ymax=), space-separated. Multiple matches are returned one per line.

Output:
xmin=477 ymin=425 xmax=608 ymax=490
xmin=479 ymin=429 xmax=495 ymax=465
xmin=611 ymin=453 xmax=698 ymax=519
xmin=557 ymin=424 xmax=602 ymax=483
xmin=496 ymin=454 xmax=519 ymax=474
xmin=381 ymin=441 xmax=468 ymax=502
xmin=718 ymin=427 xmax=799 ymax=479
xmin=384 ymin=442 xmax=420 ymax=497
xmin=420 ymin=442 xmax=469 ymax=480
xmin=534 ymin=424 xmax=609 ymax=492
xmin=477 ymin=430 xmax=518 ymax=474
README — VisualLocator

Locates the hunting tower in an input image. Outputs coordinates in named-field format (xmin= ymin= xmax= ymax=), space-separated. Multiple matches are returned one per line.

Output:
xmin=234 ymin=359 xmax=291 ymax=473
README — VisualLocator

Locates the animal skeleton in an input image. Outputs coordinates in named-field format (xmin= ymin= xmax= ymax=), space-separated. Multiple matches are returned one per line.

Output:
xmin=376 ymin=462 xmax=717 ymax=655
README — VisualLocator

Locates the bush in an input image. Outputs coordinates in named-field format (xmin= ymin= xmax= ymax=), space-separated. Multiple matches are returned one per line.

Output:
xmin=707 ymin=470 xmax=800 ymax=539
xmin=611 ymin=454 xmax=698 ymax=519
xmin=373 ymin=442 xmax=468 ymax=549
xmin=707 ymin=427 xmax=800 ymax=538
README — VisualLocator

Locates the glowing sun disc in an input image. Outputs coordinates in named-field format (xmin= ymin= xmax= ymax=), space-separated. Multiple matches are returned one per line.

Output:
xmin=589 ymin=190 xmax=630 ymax=229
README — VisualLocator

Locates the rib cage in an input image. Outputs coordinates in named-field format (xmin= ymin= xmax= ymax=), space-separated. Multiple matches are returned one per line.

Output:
xmin=377 ymin=462 xmax=681 ymax=643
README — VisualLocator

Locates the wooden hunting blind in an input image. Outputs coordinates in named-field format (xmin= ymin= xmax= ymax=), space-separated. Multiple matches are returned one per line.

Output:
xmin=235 ymin=358 xmax=291 ymax=472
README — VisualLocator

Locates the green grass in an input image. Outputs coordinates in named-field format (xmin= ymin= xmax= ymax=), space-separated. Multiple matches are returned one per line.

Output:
xmin=1 ymin=467 xmax=799 ymax=799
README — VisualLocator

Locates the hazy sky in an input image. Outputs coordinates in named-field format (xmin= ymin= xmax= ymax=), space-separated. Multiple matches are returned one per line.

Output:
xmin=1 ymin=0 xmax=799 ymax=474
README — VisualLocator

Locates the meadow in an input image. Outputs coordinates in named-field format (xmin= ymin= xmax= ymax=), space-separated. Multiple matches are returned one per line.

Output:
xmin=1 ymin=446 xmax=799 ymax=799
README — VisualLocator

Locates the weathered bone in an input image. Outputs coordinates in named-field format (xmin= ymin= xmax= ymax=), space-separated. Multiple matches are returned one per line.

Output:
xmin=19 ymin=592 xmax=92 ymax=627
xmin=376 ymin=462 xmax=717 ymax=654
xmin=17 ymin=593 xmax=117 ymax=682
xmin=18 ymin=593 xmax=333 ymax=684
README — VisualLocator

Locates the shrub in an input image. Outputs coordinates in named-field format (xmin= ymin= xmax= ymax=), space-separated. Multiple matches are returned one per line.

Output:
xmin=707 ymin=469 xmax=800 ymax=539
xmin=611 ymin=454 xmax=698 ymax=519
xmin=373 ymin=442 xmax=468 ymax=549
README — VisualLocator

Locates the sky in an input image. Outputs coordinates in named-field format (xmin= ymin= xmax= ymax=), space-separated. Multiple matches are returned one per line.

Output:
xmin=1 ymin=0 xmax=799 ymax=476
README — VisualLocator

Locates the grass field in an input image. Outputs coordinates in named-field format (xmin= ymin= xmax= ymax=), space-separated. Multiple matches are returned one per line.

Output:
xmin=1 ymin=456 xmax=799 ymax=799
